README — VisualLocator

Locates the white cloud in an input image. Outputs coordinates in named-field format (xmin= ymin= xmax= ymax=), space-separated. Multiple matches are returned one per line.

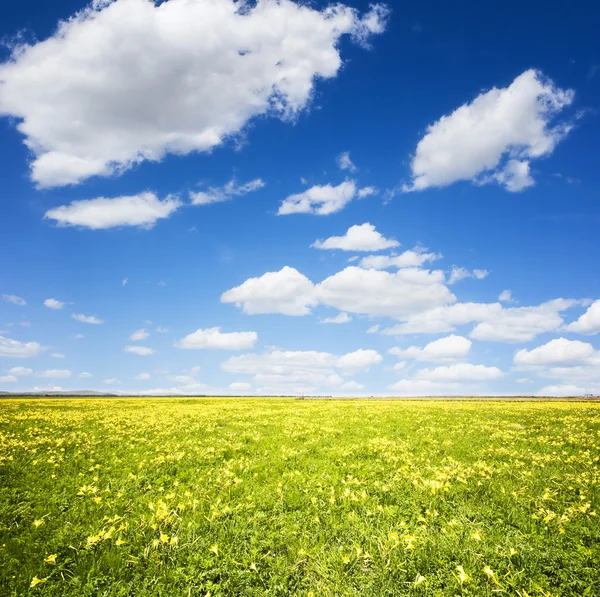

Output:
xmin=0 ymin=0 xmax=388 ymax=187
xmin=44 ymin=298 xmax=65 ymax=309
xmin=103 ymin=378 xmax=121 ymax=385
xmin=320 ymin=312 xmax=352 ymax=324
xmin=2 ymin=294 xmax=26 ymax=306
xmin=336 ymin=349 xmax=382 ymax=370
xmin=564 ymin=300 xmax=600 ymax=335
xmin=389 ymin=335 xmax=472 ymax=363
xmin=358 ymin=249 xmax=442 ymax=270
xmin=366 ymin=324 xmax=380 ymax=334
xmin=404 ymin=69 xmax=574 ymax=192
xmin=50 ymin=352 xmax=66 ymax=359
xmin=389 ymin=379 xmax=452 ymax=396
xmin=122 ymin=278 xmax=128 ymax=287
xmin=8 ymin=367 xmax=34 ymax=376
xmin=190 ymin=178 xmax=265 ymax=205
xmin=414 ymin=363 xmax=503 ymax=382
xmin=0 ymin=375 xmax=17 ymax=383
xmin=221 ymin=266 xmax=317 ymax=316
xmin=176 ymin=327 xmax=257 ymax=350
xmin=79 ymin=372 xmax=93 ymax=378
xmin=357 ymin=186 xmax=378 ymax=198
xmin=278 ymin=180 xmax=359 ymax=216
xmin=312 ymin=223 xmax=399 ymax=251
xmin=514 ymin=338 xmax=595 ymax=367
xmin=36 ymin=369 xmax=72 ymax=378
xmin=229 ymin=382 xmax=251 ymax=392
xmin=341 ymin=381 xmax=364 ymax=391
xmin=130 ymin=328 xmax=149 ymax=341
xmin=45 ymin=193 xmax=181 ymax=229
xmin=536 ymin=384 xmax=598 ymax=397
xmin=336 ymin=151 xmax=357 ymax=173
xmin=125 ymin=345 xmax=154 ymax=356
xmin=134 ymin=372 xmax=151 ymax=380
xmin=72 ymin=313 xmax=103 ymax=325
xmin=0 ymin=335 xmax=42 ymax=358
xmin=498 ymin=290 xmax=515 ymax=303
xmin=155 ymin=326 xmax=169 ymax=333
xmin=447 ymin=266 xmax=489 ymax=284
xmin=74 ymin=334 xmax=85 ymax=339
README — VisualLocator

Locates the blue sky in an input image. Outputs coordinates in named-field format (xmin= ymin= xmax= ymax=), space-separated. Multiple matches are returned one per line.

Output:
xmin=1 ymin=0 xmax=599 ymax=396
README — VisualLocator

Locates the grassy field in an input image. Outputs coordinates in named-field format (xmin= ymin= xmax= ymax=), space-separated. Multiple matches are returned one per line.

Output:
xmin=0 ymin=398 xmax=599 ymax=596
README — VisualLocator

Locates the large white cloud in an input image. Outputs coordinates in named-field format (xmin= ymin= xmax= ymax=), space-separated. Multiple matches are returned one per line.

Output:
xmin=45 ymin=193 xmax=181 ymax=229
xmin=190 ymin=178 xmax=265 ymax=205
xmin=9 ymin=367 xmax=34 ymax=376
xmin=312 ymin=223 xmax=399 ymax=251
xmin=176 ymin=327 xmax=257 ymax=350
xmin=0 ymin=0 xmax=388 ymax=187
xmin=389 ymin=335 xmax=471 ymax=363
xmin=564 ymin=300 xmax=600 ymax=335
xmin=514 ymin=337 xmax=595 ymax=366
xmin=0 ymin=336 xmax=43 ymax=358
xmin=278 ymin=181 xmax=365 ymax=216
xmin=221 ymin=266 xmax=317 ymax=316
xmin=414 ymin=363 xmax=503 ymax=382
xmin=0 ymin=375 xmax=17 ymax=383
xmin=404 ymin=69 xmax=574 ymax=192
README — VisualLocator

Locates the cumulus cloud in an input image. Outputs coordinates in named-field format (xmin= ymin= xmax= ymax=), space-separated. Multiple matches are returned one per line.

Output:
xmin=447 ymin=266 xmax=489 ymax=284
xmin=190 ymin=178 xmax=265 ymax=205
xmin=0 ymin=336 xmax=42 ymax=358
xmin=404 ymin=69 xmax=574 ymax=192
xmin=336 ymin=349 xmax=382 ymax=370
xmin=229 ymin=381 xmax=252 ymax=392
xmin=45 ymin=193 xmax=181 ymax=229
xmin=130 ymin=328 xmax=149 ymax=341
xmin=357 ymin=186 xmax=378 ymax=198
xmin=514 ymin=337 xmax=595 ymax=367
xmin=0 ymin=0 xmax=388 ymax=187
xmin=79 ymin=372 xmax=93 ymax=378
xmin=221 ymin=266 xmax=317 ymax=316
xmin=36 ymin=369 xmax=72 ymax=378
xmin=498 ymin=290 xmax=515 ymax=303
xmin=320 ymin=312 xmax=352 ymax=324
xmin=103 ymin=378 xmax=121 ymax=385
xmin=125 ymin=345 xmax=154 ymax=356
xmin=389 ymin=335 xmax=472 ymax=363
xmin=564 ymin=300 xmax=600 ymax=335
xmin=277 ymin=180 xmax=362 ymax=216
xmin=414 ymin=363 xmax=503 ymax=382
xmin=358 ymin=249 xmax=442 ymax=270
xmin=176 ymin=327 xmax=258 ymax=350
xmin=72 ymin=313 xmax=103 ymax=325
xmin=2 ymin=294 xmax=26 ymax=306
xmin=341 ymin=381 xmax=365 ymax=391
xmin=44 ymin=298 xmax=65 ymax=309
xmin=536 ymin=384 xmax=598 ymax=397
xmin=0 ymin=375 xmax=17 ymax=383
xmin=312 ymin=223 xmax=399 ymax=251
xmin=8 ymin=367 xmax=34 ymax=376
xmin=336 ymin=151 xmax=357 ymax=172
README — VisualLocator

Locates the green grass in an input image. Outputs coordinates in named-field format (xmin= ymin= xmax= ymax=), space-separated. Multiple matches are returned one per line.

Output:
xmin=0 ymin=398 xmax=599 ymax=596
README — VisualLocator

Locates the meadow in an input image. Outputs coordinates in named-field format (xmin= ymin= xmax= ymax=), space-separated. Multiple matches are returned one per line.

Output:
xmin=0 ymin=398 xmax=598 ymax=597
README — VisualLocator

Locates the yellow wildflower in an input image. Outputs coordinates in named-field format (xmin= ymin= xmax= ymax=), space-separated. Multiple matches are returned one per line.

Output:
xmin=44 ymin=554 xmax=57 ymax=564
xmin=30 ymin=577 xmax=46 ymax=588
xmin=33 ymin=519 xmax=45 ymax=528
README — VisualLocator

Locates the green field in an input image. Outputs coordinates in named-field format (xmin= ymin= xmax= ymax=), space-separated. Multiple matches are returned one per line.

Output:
xmin=1 ymin=398 xmax=599 ymax=596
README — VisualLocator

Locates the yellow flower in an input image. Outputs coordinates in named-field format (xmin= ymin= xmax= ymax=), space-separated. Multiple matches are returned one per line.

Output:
xmin=115 ymin=539 xmax=126 ymax=546
xmin=414 ymin=574 xmax=426 ymax=586
xmin=33 ymin=519 xmax=45 ymax=528
xmin=44 ymin=554 xmax=57 ymax=564
xmin=169 ymin=536 xmax=178 ymax=546
xmin=160 ymin=533 xmax=169 ymax=544
xmin=483 ymin=565 xmax=495 ymax=578
xmin=471 ymin=530 xmax=482 ymax=541
xmin=30 ymin=577 xmax=46 ymax=588
xmin=249 ymin=562 xmax=258 ymax=571
xmin=210 ymin=544 xmax=219 ymax=555
xmin=456 ymin=565 xmax=469 ymax=583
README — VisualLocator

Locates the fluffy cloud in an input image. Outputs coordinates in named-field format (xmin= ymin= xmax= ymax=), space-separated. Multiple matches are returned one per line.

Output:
xmin=341 ymin=381 xmax=365 ymax=391
xmin=36 ymin=369 xmax=72 ymax=378
xmin=389 ymin=335 xmax=472 ymax=363
xmin=72 ymin=313 xmax=103 ymax=325
xmin=103 ymin=378 xmax=121 ymax=385
xmin=514 ymin=338 xmax=595 ymax=366
xmin=414 ymin=363 xmax=503 ymax=382
xmin=176 ymin=327 xmax=258 ymax=350
xmin=51 ymin=353 xmax=66 ymax=359
xmin=336 ymin=349 xmax=382 ymax=370
xmin=498 ymin=290 xmax=515 ymax=303
xmin=278 ymin=181 xmax=363 ymax=216
xmin=0 ymin=375 xmax=17 ymax=383
xmin=447 ymin=266 xmax=489 ymax=284
xmin=130 ymin=328 xmax=149 ymax=341
xmin=0 ymin=0 xmax=388 ymax=187
xmin=388 ymin=379 xmax=452 ymax=396
xmin=125 ymin=345 xmax=154 ymax=356
xmin=79 ymin=372 xmax=93 ymax=378
xmin=229 ymin=382 xmax=252 ymax=392
xmin=190 ymin=178 xmax=265 ymax=205
xmin=320 ymin=312 xmax=352 ymax=324
xmin=366 ymin=324 xmax=380 ymax=334
xmin=336 ymin=151 xmax=357 ymax=172
xmin=45 ymin=193 xmax=181 ymax=229
xmin=536 ymin=384 xmax=598 ymax=397
xmin=0 ymin=336 xmax=42 ymax=358
xmin=404 ymin=69 xmax=574 ymax=192
xmin=312 ymin=223 xmax=399 ymax=251
xmin=564 ymin=300 xmax=600 ymax=335
xmin=44 ymin=298 xmax=65 ymax=310
xmin=358 ymin=249 xmax=442 ymax=270
xmin=221 ymin=266 xmax=317 ymax=316
xmin=2 ymin=294 xmax=26 ymax=306
xmin=135 ymin=372 xmax=151 ymax=380
xmin=8 ymin=367 xmax=34 ymax=376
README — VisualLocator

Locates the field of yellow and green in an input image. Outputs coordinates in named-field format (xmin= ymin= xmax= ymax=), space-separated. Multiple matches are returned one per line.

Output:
xmin=0 ymin=398 xmax=599 ymax=596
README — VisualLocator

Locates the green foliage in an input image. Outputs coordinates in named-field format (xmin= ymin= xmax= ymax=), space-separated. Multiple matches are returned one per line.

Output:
xmin=0 ymin=398 xmax=598 ymax=596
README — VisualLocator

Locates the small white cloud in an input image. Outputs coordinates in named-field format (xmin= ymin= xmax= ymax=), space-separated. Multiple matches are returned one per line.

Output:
xmin=336 ymin=349 xmax=382 ymax=371
xmin=320 ymin=312 xmax=352 ymax=324
xmin=357 ymin=186 xmax=378 ymax=198
xmin=78 ymin=372 xmax=93 ymax=378
xmin=190 ymin=178 xmax=265 ymax=205
xmin=72 ymin=313 xmax=103 ymax=325
xmin=50 ymin=352 xmax=66 ymax=359
xmin=448 ymin=266 xmax=489 ymax=284
xmin=122 ymin=278 xmax=128 ymax=287
xmin=135 ymin=372 xmax=151 ymax=381
xmin=498 ymin=290 xmax=515 ymax=303
xmin=359 ymin=249 xmax=442 ymax=270
xmin=564 ymin=300 xmax=600 ymax=335
xmin=103 ymin=378 xmax=121 ymax=385
xmin=278 ymin=181 xmax=358 ymax=216
xmin=366 ymin=324 xmax=380 ymax=334
xmin=125 ymin=346 xmax=154 ymax=356
xmin=515 ymin=377 xmax=532 ymax=384
xmin=336 ymin=151 xmax=357 ymax=173
xmin=2 ymin=294 xmax=26 ymax=306
xmin=389 ymin=335 xmax=472 ymax=363
xmin=229 ymin=382 xmax=251 ymax=392
xmin=155 ymin=326 xmax=169 ymax=333
xmin=0 ymin=335 xmax=42 ymax=358
xmin=0 ymin=375 xmax=17 ymax=383
xmin=36 ymin=369 xmax=72 ymax=378
xmin=45 ymin=193 xmax=181 ymax=230
xmin=312 ymin=223 xmax=400 ymax=252
xmin=44 ymin=298 xmax=65 ymax=310
xmin=8 ymin=367 xmax=34 ymax=376
xmin=414 ymin=363 xmax=503 ymax=382
xmin=74 ymin=334 xmax=85 ymax=339
xmin=176 ymin=327 xmax=257 ymax=350
xmin=341 ymin=381 xmax=365 ymax=391
xmin=130 ymin=328 xmax=149 ymax=341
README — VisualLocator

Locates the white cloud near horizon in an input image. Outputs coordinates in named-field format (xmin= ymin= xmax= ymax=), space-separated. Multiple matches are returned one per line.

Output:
xmin=389 ymin=335 xmax=472 ymax=363
xmin=0 ymin=336 xmax=43 ymax=358
xmin=176 ymin=327 xmax=258 ymax=350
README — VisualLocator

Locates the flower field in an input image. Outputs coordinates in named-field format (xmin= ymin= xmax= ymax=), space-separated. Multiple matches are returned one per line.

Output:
xmin=0 ymin=398 xmax=599 ymax=596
